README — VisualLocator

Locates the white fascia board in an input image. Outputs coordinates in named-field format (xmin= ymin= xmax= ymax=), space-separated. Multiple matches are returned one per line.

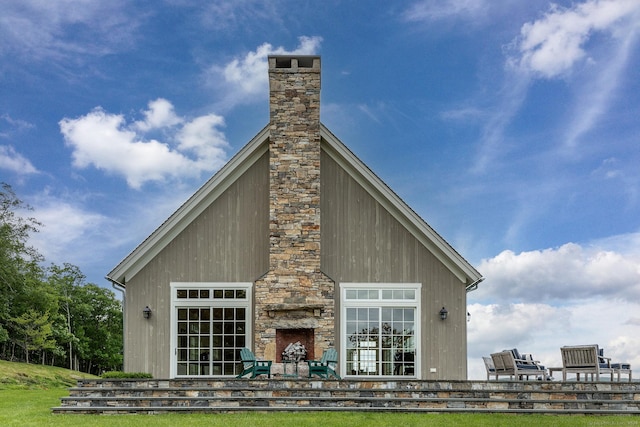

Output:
xmin=107 ymin=125 xmax=270 ymax=284
xmin=320 ymin=124 xmax=482 ymax=284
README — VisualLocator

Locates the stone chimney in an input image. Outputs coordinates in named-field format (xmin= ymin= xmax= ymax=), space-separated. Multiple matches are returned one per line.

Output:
xmin=254 ymin=55 xmax=335 ymax=361
xmin=267 ymin=56 xmax=322 ymax=276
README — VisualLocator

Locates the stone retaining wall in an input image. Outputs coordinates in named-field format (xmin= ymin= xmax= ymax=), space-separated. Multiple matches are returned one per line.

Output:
xmin=54 ymin=379 xmax=640 ymax=414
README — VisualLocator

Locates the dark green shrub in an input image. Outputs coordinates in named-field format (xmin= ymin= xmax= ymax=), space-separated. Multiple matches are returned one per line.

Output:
xmin=100 ymin=371 xmax=152 ymax=379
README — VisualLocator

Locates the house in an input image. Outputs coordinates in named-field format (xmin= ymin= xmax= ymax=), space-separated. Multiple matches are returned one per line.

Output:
xmin=106 ymin=55 xmax=483 ymax=380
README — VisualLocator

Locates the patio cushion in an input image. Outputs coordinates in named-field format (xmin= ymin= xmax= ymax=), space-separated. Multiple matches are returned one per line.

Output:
xmin=516 ymin=363 xmax=545 ymax=370
xmin=509 ymin=348 xmax=522 ymax=360
xmin=611 ymin=363 xmax=631 ymax=369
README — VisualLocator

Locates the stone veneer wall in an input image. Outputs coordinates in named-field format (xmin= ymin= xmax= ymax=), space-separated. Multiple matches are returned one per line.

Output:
xmin=56 ymin=379 xmax=640 ymax=414
xmin=254 ymin=56 xmax=335 ymax=361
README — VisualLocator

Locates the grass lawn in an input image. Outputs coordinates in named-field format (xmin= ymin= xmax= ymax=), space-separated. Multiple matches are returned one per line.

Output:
xmin=1 ymin=360 xmax=638 ymax=426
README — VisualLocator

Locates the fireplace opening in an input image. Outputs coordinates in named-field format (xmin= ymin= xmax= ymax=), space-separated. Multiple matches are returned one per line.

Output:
xmin=276 ymin=328 xmax=314 ymax=362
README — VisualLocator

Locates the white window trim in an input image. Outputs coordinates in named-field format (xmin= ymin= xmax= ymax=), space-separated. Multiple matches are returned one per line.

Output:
xmin=170 ymin=282 xmax=252 ymax=378
xmin=340 ymin=283 xmax=421 ymax=378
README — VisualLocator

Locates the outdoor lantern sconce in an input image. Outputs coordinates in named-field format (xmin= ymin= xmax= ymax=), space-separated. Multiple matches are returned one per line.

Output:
xmin=143 ymin=306 xmax=152 ymax=319
xmin=467 ymin=311 xmax=471 ymax=323
xmin=439 ymin=306 xmax=448 ymax=320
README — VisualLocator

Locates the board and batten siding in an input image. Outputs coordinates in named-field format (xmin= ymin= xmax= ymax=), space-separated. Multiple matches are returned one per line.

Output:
xmin=122 ymin=151 xmax=270 ymax=377
xmin=320 ymin=147 xmax=468 ymax=380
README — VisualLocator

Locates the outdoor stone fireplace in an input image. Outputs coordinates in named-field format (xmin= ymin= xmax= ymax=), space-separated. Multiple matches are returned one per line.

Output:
xmin=276 ymin=328 xmax=315 ymax=362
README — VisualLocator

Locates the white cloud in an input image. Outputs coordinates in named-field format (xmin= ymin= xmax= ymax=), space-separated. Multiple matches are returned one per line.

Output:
xmin=28 ymin=197 xmax=109 ymax=264
xmin=467 ymin=303 xmax=570 ymax=360
xmin=24 ymin=185 xmax=198 ymax=286
xmin=439 ymin=106 xmax=486 ymax=122
xmin=219 ymin=43 xmax=276 ymax=97
xmin=199 ymin=0 xmax=281 ymax=32
xmin=467 ymin=232 xmax=640 ymax=379
xmin=0 ymin=145 xmax=38 ymax=175
xmin=134 ymin=98 xmax=183 ymax=132
xmin=470 ymin=73 xmax=531 ymax=173
xmin=403 ymin=0 xmax=487 ymax=22
xmin=0 ymin=0 xmax=136 ymax=63
xmin=510 ymin=0 xmax=640 ymax=78
xmin=591 ymin=232 xmax=640 ymax=255
xmin=206 ymin=36 xmax=323 ymax=108
xmin=59 ymin=100 xmax=229 ymax=189
xmin=0 ymin=114 xmax=35 ymax=138
xmin=561 ymin=25 xmax=638 ymax=148
xmin=504 ymin=0 xmax=640 ymax=149
xmin=477 ymin=239 xmax=640 ymax=302
xmin=470 ymin=0 xmax=640 ymax=170
xmin=357 ymin=104 xmax=382 ymax=124
xmin=0 ymin=116 xmax=37 ymax=177
xmin=177 ymin=114 xmax=228 ymax=166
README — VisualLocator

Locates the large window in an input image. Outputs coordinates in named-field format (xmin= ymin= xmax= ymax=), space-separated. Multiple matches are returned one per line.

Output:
xmin=341 ymin=284 xmax=421 ymax=377
xmin=170 ymin=283 xmax=252 ymax=378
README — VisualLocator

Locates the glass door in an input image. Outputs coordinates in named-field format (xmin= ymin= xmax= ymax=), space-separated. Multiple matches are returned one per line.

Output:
xmin=171 ymin=283 xmax=251 ymax=378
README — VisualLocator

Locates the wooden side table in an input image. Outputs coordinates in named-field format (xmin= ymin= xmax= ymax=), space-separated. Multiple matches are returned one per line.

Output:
xmin=282 ymin=360 xmax=300 ymax=378
xmin=547 ymin=367 xmax=563 ymax=380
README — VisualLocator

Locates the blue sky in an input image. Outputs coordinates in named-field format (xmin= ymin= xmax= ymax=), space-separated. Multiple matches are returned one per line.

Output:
xmin=1 ymin=0 xmax=639 ymax=379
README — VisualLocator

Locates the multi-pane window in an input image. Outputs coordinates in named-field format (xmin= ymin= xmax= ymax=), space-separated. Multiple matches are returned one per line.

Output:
xmin=171 ymin=283 xmax=251 ymax=378
xmin=342 ymin=284 xmax=420 ymax=377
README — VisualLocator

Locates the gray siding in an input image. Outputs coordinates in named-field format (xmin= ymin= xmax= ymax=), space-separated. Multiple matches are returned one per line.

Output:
xmin=121 ymin=143 xmax=469 ymax=380
xmin=123 ymin=151 xmax=269 ymax=377
xmin=321 ymin=148 xmax=468 ymax=380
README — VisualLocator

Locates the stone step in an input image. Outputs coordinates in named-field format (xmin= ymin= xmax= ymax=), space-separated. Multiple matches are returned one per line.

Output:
xmin=56 ymin=392 xmax=640 ymax=401
xmin=52 ymin=379 xmax=640 ymax=415
xmin=57 ymin=395 xmax=640 ymax=408
xmin=51 ymin=405 xmax=640 ymax=415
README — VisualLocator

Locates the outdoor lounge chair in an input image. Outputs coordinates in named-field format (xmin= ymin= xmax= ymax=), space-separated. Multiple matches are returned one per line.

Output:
xmin=307 ymin=348 xmax=341 ymax=379
xmin=611 ymin=362 xmax=632 ymax=382
xmin=490 ymin=349 xmax=546 ymax=381
xmin=482 ymin=356 xmax=496 ymax=381
xmin=560 ymin=344 xmax=613 ymax=381
xmin=236 ymin=347 xmax=272 ymax=379
xmin=599 ymin=347 xmax=632 ymax=382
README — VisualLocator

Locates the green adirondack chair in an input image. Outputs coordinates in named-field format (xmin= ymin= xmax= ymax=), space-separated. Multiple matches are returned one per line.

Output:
xmin=236 ymin=348 xmax=272 ymax=378
xmin=307 ymin=348 xmax=340 ymax=379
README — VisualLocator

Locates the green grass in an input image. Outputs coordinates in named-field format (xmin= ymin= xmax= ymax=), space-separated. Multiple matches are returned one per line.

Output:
xmin=0 ymin=359 xmax=97 ymax=389
xmin=1 ymin=360 xmax=638 ymax=426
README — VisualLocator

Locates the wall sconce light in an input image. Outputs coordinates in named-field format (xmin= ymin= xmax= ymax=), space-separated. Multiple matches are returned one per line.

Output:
xmin=467 ymin=311 xmax=471 ymax=323
xmin=439 ymin=306 xmax=448 ymax=320
xmin=143 ymin=306 xmax=152 ymax=319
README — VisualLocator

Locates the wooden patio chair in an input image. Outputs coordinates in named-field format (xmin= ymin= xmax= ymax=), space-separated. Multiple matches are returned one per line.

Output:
xmin=307 ymin=348 xmax=341 ymax=379
xmin=560 ymin=345 xmax=613 ymax=381
xmin=490 ymin=350 xmax=546 ymax=381
xmin=236 ymin=347 xmax=272 ymax=379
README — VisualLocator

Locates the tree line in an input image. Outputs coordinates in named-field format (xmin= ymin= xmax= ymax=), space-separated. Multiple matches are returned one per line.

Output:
xmin=0 ymin=182 xmax=122 ymax=375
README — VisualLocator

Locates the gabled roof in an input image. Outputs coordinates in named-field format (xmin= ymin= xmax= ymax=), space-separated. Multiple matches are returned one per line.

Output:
xmin=107 ymin=123 xmax=483 ymax=287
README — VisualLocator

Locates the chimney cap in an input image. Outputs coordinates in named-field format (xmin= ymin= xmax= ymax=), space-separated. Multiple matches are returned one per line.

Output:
xmin=269 ymin=55 xmax=320 ymax=70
